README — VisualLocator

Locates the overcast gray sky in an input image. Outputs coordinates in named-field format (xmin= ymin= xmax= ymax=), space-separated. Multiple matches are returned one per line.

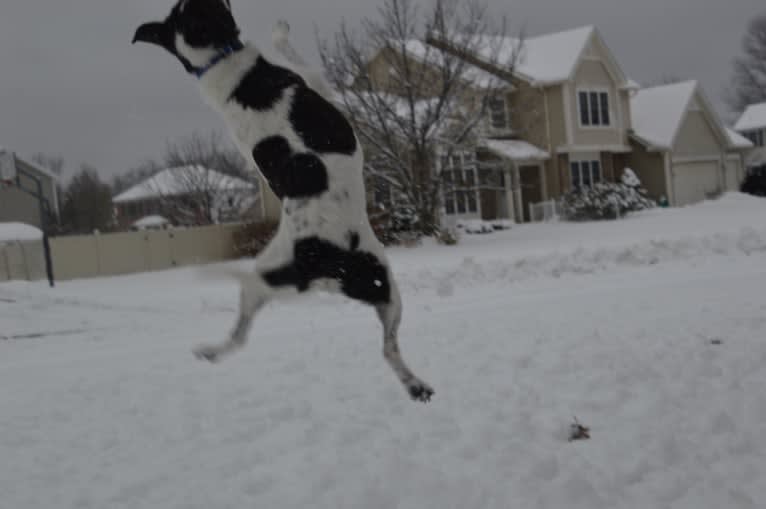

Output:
xmin=0 ymin=0 xmax=762 ymax=182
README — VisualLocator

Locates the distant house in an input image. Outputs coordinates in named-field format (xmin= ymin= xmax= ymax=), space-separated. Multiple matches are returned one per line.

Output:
xmin=734 ymin=101 xmax=766 ymax=172
xmin=0 ymin=147 xmax=60 ymax=229
xmin=113 ymin=165 xmax=262 ymax=228
xmin=628 ymin=81 xmax=752 ymax=206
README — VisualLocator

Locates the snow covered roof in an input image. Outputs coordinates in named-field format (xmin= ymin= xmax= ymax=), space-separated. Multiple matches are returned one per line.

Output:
xmin=113 ymin=166 xmax=255 ymax=203
xmin=631 ymin=80 xmax=739 ymax=152
xmin=481 ymin=138 xmax=549 ymax=161
xmin=630 ymin=81 xmax=698 ymax=149
xmin=400 ymin=39 xmax=504 ymax=88
xmin=0 ymin=222 xmax=43 ymax=243
xmin=734 ymin=102 xmax=766 ymax=131
xmin=466 ymin=26 xmax=625 ymax=86
xmin=132 ymin=215 xmax=169 ymax=228
xmin=725 ymin=127 xmax=754 ymax=150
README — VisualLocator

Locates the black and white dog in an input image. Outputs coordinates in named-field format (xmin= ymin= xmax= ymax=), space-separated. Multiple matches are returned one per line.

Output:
xmin=133 ymin=0 xmax=433 ymax=402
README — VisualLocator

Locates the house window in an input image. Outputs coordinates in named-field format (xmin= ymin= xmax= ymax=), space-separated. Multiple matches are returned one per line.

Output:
xmin=442 ymin=152 xmax=479 ymax=216
xmin=578 ymin=90 xmax=610 ymax=127
xmin=570 ymin=160 xmax=602 ymax=189
xmin=744 ymin=129 xmax=764 ymax=147
xmin=488 ymin=95 xmax=508 ymax=129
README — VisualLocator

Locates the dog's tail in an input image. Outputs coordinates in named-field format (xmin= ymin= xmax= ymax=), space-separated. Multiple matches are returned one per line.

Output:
xmin=271 ymin=20 xmax=335 ymax=101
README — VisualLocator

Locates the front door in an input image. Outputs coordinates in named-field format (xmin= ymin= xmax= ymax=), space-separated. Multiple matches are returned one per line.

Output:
xmin=519 ymin=165 xmax=542 ymax=222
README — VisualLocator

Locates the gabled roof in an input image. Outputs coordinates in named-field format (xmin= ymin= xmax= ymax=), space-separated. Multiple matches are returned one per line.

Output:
xmin=113 ymin=166 xmax=255 ymax=203
xmin=734 ymin=102 xmax=766 ymax=131
xmin=466 ymin=25 xmax=631 ymax=87
xmin=630 ymin=80 xmax=735 ymax=151
xmin=630 ymin=81 xmax=698 ymax=149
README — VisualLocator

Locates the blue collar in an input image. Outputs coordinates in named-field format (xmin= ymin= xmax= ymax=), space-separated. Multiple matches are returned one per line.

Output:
xmin=192 ymin=41 xmax=244 ymax=79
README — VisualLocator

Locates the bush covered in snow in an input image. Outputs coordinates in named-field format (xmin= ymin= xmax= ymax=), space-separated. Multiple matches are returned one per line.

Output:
xmin=560 ymin=169 xmax=656 ymax=221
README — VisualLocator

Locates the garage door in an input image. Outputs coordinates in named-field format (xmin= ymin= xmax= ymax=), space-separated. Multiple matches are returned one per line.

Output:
xmin=724 ymin=158 xmax=743 ymax=192
xmin=671 ymin=160 xmax=721 ymax=206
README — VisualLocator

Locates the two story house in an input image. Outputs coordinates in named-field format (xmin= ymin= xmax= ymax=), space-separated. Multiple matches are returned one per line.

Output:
xmin=383 ymin=26 xmax=636 ymax=223
xmin=0 ymin=147 xmax=60 ymax=229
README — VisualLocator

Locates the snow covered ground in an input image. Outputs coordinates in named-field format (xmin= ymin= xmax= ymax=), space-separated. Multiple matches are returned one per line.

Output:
xmin=2 ymin=193 xmax=766 ymax=509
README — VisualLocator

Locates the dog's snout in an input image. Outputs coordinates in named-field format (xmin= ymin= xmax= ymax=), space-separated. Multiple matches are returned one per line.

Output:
xmin=132 ymin=21 xmax=166 ymax=45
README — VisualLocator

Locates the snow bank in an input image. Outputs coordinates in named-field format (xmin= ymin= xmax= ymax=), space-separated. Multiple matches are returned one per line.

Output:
xmin=392 ymin=193 xmax=766 ymax=293
xmin=0 ymin=222 xmax=43 ymax=242
xmin=409 ymin=227 xmax=766 ymax=294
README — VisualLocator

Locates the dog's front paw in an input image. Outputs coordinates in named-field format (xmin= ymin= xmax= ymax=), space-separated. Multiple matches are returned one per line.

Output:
xmin=193 ymin=345 xmax=222 ymax=363
xmin=407 ymin=380 xmax=434 ymax=403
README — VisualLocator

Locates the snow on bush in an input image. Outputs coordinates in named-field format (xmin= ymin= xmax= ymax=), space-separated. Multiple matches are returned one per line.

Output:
xmin=561 ymin=168 xmax=656 ymax=221
xmin=458 ymin=220 xmax=495 ymax=234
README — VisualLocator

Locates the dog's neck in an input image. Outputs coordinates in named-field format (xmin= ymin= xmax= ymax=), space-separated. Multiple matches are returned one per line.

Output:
xmin=190 ymin=41 xmax=245 ymax=79
xmin=196 ymin=42 xmax=260 ymax=110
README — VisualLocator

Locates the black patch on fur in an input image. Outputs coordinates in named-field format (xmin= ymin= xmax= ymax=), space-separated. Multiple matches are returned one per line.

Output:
xmin=230 ymin=56 xmax=304 ymax=112
xmin=289 ymin=87 xmax=357 ymax=155
xmin=170 ymin=0 xmax=240 ymax=49
xmin=262 ymin=237 xmax=390 ymax=304
xmin=348 ymin=232 xmax=360 ymax=251
xmin=229 ymin=56 xmax=357 ymax=155
xmin=252 ymin=136 xmax=328 ymax=199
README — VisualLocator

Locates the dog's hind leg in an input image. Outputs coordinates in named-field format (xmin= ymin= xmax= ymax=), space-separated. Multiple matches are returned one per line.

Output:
xmin=193 ymin=235 xmax=293 ymax=363
xmin=375 ymin=269 xmax=435 ymax=403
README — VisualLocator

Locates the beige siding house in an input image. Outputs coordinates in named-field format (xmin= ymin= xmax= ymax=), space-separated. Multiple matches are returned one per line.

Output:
xmin=0 ymin=148 xmax=60 ymax=229
xmin=396 ymin=26 xmax=639 ymax=223
xmin=628 ymin=81 xmax=753 ymax=206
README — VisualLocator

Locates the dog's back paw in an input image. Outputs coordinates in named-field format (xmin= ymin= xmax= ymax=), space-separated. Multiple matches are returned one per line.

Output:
xmin=407 ymin=380 xmax=435 ymax=403
xmin=193 ymin=345 xmax=223 ymax=363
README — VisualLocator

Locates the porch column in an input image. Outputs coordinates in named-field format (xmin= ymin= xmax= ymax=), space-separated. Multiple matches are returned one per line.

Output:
xmin=504 ymin=162 xmax=516 ymax=223
xmin=513 ymin=162 xmax=523 ymax=222
xmin=539 ymin=162 xmax=548 ymax=201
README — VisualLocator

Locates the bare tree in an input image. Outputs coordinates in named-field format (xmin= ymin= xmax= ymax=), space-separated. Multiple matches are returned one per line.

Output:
xmin=156 ymin=131 xmax=259 ymax=225
xmin=112 ymin=131 xmax=261 ymax=226
xmin=728 ymin=13 xmax=766 ymax=112
xmin=60 ymin=164 xmax=114 ymax=234
xmin=319 ymin=0 xmax=518 ymax=234
xmin=111 ymin=159 xmax=162 ymax=195
xmin=163 ymin=130 xmax=252 ymax=182
xmin=148 ymin=165 xmax=257 ymax=226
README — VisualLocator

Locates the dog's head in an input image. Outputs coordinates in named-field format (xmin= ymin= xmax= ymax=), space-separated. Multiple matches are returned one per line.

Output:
xmin=132 ymin=0 xmax=240 ymax=74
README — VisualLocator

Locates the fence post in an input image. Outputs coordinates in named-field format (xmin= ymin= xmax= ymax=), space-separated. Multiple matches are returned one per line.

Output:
xmin=2 ymin=246 xmax=10 ymax=281
xmin=18 ymin=241 xmax=30 ymax=280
